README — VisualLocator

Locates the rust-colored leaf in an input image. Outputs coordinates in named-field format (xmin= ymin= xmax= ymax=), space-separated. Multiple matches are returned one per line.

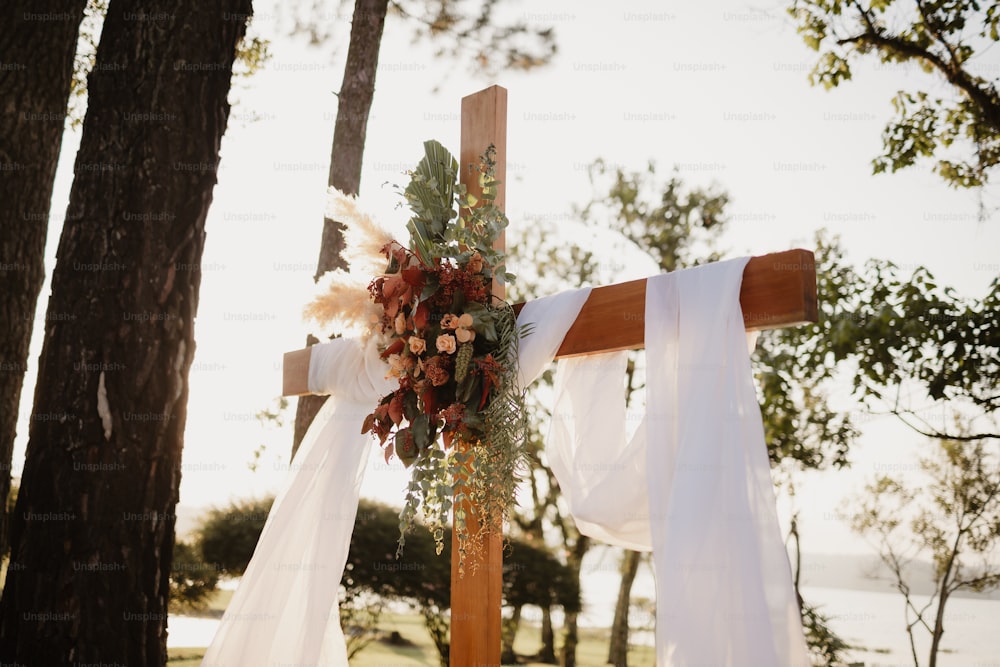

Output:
xmin=414 ymin=301 xmax=429 ymax=329
xmin=388 ymin=393 xmax=405 ymax=425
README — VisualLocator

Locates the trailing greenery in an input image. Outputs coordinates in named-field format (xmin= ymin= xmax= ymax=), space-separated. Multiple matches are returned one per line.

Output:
xmin=364 ymin=140 xmax=528 ymax=570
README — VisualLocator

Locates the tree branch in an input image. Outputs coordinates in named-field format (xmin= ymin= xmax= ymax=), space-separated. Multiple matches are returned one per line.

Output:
xmin=836 ymin=27 xmax=1000 ymax=133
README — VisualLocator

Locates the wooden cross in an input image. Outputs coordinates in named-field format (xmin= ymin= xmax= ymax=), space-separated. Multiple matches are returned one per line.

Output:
xmin=281 ymin=85 xmax=817 ymax=666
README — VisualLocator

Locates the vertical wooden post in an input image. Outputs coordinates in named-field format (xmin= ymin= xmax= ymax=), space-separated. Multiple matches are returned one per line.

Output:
xmin=450 ymin=84 xmax=507 ymax=667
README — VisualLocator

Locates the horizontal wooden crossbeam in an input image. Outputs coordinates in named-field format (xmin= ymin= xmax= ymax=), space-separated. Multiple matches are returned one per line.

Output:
xmin=281 ymin=247 xmax=817 ymax=396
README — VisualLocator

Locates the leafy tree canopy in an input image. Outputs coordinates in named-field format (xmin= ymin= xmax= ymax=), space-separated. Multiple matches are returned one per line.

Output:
xmin=790 ymin=0 xmax=1000 ymax=187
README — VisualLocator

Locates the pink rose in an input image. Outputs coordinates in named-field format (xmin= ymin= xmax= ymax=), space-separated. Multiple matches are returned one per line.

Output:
xmin=394 ymin=312 xmax=407 ymax=335
xmin=455 ymin=327 xmax=475 ymax=343
xmin=440 ymin=313 xmax=459 ymax=330
xmin=436 ymin=334 xmax=457 ymax=354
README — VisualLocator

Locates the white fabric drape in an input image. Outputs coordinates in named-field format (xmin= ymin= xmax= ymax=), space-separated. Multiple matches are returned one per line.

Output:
xmin=201 ymin=262 xmax=809 ymax=666
xmin=543 ymin=258 xmax=809 ymax=665
xmin=200 ymin=337 xmax=394 ymax=667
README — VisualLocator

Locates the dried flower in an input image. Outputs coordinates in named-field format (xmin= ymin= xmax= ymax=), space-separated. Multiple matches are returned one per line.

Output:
xmin=424 ymin=355 xmax=450 ymax=387
xmin=356 ymin=139 xmax=525 ymax=571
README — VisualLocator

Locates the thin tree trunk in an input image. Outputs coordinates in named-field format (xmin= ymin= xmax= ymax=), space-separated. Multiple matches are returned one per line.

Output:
xmin=0 ymin=1 xmax=249 ymax=663
xmin=292 ymin=0 xmax=389 ymax=458
xmin=608 ymin=549 xmax=641 ymax=666
xmin=561 ymin=535 xmax=589 ymax=667
xmin=539 ymin=606 xmax=557 ymax=663
xmin=929 ymin=550 xmax=958 ymax=667
xmin=0 ymin=0 xmax=87 ymax=560
xmin=500 ymin=604 xmax=522 ymax=664
xmin=561 ymin=611 xmax=580 ymax=667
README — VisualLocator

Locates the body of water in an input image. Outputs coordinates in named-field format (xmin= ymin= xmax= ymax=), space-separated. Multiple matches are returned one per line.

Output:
xmin=170 ymin=557 xmax=1000 ymax=666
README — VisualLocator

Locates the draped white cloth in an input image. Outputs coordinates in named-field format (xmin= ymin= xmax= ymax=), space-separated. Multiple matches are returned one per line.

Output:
xmin=201 ymin=260 xmax=809 ymax=666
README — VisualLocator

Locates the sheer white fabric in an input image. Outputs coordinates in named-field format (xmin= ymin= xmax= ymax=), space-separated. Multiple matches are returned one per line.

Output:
xmin=201 ymin=262 xmax=808 ymax=666
xmin=200 ymin=337 xmax=394 ymax=667
xmin=544 ymin=258 xmax=809 ymax=665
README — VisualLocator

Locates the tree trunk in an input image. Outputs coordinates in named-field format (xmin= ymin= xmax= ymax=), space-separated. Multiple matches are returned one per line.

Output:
xmin=292 ymin=0 xmax=389 ymax=458
xmin=929 ymin=584 xmax=951 ymax=667
xmin=500 ymin=604 xmax=522 ymax=664
xmin=608 ymin=549 xmax=641 ymax=666
xmin=560 ymin=535 xmax=589 ymax=667
xmin=561 ymin=611 xmax=580 ymax=667
xmin=539 ymin=606 xmax=557 ymax=663
xmin=0 ymin=1 xmax=249 ymax=664
xmin=0 ymin=0 xmax=87 ymax=560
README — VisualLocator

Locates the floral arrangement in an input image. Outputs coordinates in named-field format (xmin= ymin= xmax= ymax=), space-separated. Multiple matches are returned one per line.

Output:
xmin=307 ymin=140 xmax=528 ymax=571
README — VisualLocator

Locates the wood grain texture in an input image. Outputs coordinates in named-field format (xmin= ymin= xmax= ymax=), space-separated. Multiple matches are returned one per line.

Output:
xmin=281 ymin=248 xmax=817 ymax=394
xmin=546 ymin=248 xmax=817 ymax=358
xmin=450 ymin=84 xmax=506 ymax=667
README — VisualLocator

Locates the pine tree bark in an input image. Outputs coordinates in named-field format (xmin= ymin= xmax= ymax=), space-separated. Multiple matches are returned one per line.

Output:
xmin=0 ymin=0 xmax=87 ymax=559
xmin=607 ymin=549 xmax=641 ymax=666
xmin=0 ymin=1 xmax=249 ymax=664
xmin=292 ymin=0 xmax=389 ymax=457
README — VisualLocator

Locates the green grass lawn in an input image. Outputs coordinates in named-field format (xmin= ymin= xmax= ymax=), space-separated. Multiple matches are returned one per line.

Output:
xmin=168 ymin=589 xmax=655 ymax=666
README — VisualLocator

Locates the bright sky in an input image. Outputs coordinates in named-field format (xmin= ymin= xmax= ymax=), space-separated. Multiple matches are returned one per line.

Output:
xmin=15 ymin=0 xmax=1000 ymax=557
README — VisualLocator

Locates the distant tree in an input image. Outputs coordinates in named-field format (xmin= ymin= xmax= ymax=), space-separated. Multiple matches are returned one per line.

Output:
xmin=848 ymin=431 xmax=1000 ymax=667
xmin=196 ymin=495 xmax=577 ymax=663
xmin=339 ymin=590 xmax=383 ymax=660
xmin=789 ymin=0 xmax=1000 ymax=187
xmin=0 ymin=2 xmax=251 ymax=663
xmin=169 ymin=541 xmax=220 ymax=613
xmin=783 ymin=235 xmax=999 ymax=442
xmin=346 ymin=498 xmax=579 ymax=666
xmin=197 ymin=496 xmax=274 ymax=577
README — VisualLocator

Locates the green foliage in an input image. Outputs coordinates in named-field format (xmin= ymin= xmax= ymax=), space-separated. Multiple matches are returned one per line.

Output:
xmin=847 ymin=432 xmax=1000 ymax=665
xmin=346 ymin=499 xmax=578 ymax=610
xmin=377 ymin=141 xmax=526 ymax=568
xmin=169 ymin=541 xmax=220 ymax=613
xmin=196 ymin=495 xmax=274 ymax=577
xmin=390 ymin=0 xmax=558 ymax=75
xmin=68 ymin=0 xmax=107 ymax=128
xmin=281 ymin=0 xmax=556 ymax=75
xmin=755 ymin=233 xmax=859 ymax=469
xmin=788 ymin=0 xmax=1000 ymax=187
xmin=345 ymin=498 xmax=578 ymax=664
xmin=578 ymin=159 xmax=730 ymax=273
xmin=784 ymin=234 xmax=1000 ymax=439
xmin=800 ymin=602 xmax=852 ymax=665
